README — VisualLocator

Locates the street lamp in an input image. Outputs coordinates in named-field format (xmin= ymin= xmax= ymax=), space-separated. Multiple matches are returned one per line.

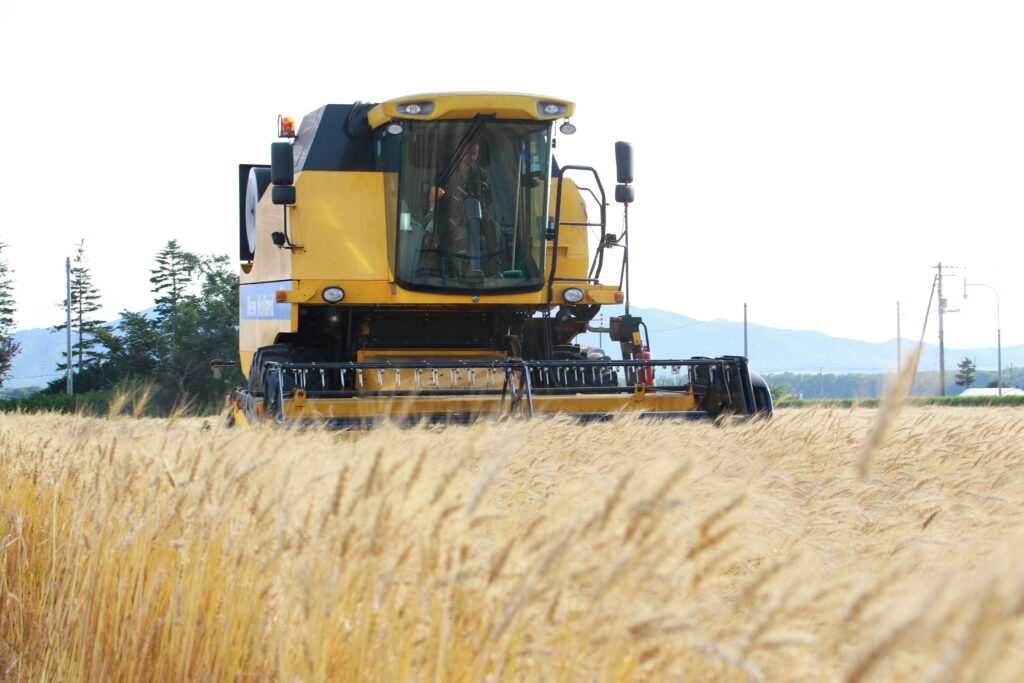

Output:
xmin=963 ymin=279 xmax=1002 ymax=396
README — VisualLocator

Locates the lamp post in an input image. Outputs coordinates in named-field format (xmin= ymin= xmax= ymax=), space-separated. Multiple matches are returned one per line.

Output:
xmin=963 ymin=280 xmax=1001 ymax=396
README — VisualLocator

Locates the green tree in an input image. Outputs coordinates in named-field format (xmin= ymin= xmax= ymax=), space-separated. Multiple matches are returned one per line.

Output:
xmin=150 ymin=240 xmax=200 ymax=317
xmin=93 ymin=311 xmax=163 ymax=384
xmin=954 ymin=357 xmax=976 ymax=389
xmin=42 ymin=309 xmax=162 ymax=397
xmin=170 ymin=254 xmax=242 ymax=407
xmin=148 ymin=244 xmax=240 ymax=411
xmin=54 ymin=240 xmax=106 ymax=372
xmin=768 ymin=384 xmax=790 ymax=403
xmin=43 ymin=242 xmax=241 ymax=414
xmin=0 ymin=242 xmax=19 ymax=390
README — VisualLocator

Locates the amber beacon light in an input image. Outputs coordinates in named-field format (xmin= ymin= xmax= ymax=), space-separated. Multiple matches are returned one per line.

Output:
xmin=277 ymin=115 xmax=296 ymax=138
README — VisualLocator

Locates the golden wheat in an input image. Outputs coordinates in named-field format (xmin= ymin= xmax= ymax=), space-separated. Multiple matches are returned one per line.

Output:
xmin=2 ymin=407 xmax=1024 ymax=681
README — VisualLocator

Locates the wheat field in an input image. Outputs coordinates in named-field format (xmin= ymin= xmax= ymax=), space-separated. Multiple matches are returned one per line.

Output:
xmin=2 ymin=406 xmax=1024 ymax=681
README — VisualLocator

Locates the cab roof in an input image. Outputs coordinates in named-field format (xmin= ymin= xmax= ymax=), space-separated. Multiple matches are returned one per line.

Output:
xmin=367 ymin=92 xmax=575 ymax=128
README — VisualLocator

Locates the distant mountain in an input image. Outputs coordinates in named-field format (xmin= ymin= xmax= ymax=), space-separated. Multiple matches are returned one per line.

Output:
xmin=4 ymin=325 xmax=68 ymax=390
xmin=3 ymin=309 xmax=157 ymax=392
xmin=575 ymin=306 xmax=1024 ymax=375
xmin=4 ymin=305 xmax=1021 ymax=391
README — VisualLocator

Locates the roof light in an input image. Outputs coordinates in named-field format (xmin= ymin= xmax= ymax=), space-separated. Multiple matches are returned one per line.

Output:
xmin=386 ymin=121 xmax=404 ymax=135
xmin=538 ymin=101 xmax=568 ymax=117
xmin=397 ymin=101 xmax=435 ymax=116
xmin=559 ymin=121 xmax=577 ymax=135
xmin=322 ymin=286 xmax=345 ymax=303
xmin=562 ymin=287 xmax=585 ymax=304
xmin=278 ymin=115 xmax=296 ymax=138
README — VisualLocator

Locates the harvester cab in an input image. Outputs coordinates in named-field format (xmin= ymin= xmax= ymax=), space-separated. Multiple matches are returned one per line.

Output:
xmin=221 ymin=93 xmax=771 ymax=427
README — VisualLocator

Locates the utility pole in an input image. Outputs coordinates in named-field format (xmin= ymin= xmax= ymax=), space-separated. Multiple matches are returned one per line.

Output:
xmin=65 ymin=256 xmax=73 ymax=395
xmin=963 ymin=277 xmax=1002 ymax=396
xmin=934 ymin=263 xmax=959 ymax=397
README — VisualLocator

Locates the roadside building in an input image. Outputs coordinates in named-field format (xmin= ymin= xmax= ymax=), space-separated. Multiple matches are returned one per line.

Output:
xmin=959 ymin=387 xmax=1024 ymax=397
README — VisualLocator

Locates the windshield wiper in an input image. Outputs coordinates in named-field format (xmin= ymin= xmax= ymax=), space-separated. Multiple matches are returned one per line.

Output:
xmin=434 ymin=114 xmax=494 ymax=189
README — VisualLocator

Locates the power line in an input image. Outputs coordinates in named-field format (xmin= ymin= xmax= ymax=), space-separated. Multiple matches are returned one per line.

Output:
xmin=651 ymin=321 xmax=708 ymax=333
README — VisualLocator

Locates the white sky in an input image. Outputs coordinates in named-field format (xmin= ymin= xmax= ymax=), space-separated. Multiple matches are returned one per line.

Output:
xmin=1 ymin=0 xmax=1021 ymax=350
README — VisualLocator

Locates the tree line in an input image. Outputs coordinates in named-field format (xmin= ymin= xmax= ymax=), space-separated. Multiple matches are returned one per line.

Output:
xmin=765 ymin=367 xmax=1021 ymax=401
xmin=1 ymin=240 xmax=242 ymax=415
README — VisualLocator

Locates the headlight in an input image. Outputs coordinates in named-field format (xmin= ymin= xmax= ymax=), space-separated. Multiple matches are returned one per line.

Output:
xmin=538 ymin=101 xmax=568 ymax=117
xmin=397 ymin=101 xmax=434 ymax=116
xmin=562 ymin=287 xmax=585 ymax=304
xmin=322 ymin=286 xmax=345 ymax=303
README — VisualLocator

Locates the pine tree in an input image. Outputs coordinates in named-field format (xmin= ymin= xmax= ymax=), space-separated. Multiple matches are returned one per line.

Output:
xmin=54 ymin=240 xmax=106 ymax=372
xmin=148 ymin=242 xmax=240 ymax=410
xmin=954 ymin=357 xmax=976 ymax=389
xmin=0 ymin=241 xmax=20 ymax=389
xmin=150 ymin=240 xmax=200 ymax=317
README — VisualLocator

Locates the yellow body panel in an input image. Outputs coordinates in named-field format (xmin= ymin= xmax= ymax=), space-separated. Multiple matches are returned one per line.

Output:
xmin=275 ymin=281 xmax=622 ymax=306
xmin=271 ymin=391 xmax=697 ymax=421
xmin=550 ymin=177 xmax=591 ymax=278
xmin=241 ymin=189 xmax=290 ymax=285
xmin=289 ymin=171 xmax=392 ymax=281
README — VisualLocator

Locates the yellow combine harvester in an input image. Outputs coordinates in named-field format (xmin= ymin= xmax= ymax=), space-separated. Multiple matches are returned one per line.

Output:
xmin=224 ymin=92 xmax=771 ymax=427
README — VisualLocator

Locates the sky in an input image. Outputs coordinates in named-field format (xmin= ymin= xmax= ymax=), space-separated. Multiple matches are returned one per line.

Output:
xmin=1 ymin=0 xmax=1021 ymax=357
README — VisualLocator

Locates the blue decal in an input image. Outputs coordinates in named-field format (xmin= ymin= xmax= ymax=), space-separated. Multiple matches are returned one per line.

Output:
xmin=240 ymin=281 xmax=293 ymax=320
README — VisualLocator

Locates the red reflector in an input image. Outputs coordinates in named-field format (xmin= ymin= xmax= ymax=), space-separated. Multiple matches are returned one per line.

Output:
xmin=275 ymin=290 xmax=288 ymax=302
xmin=614 ymin=291 xmax=625 ymax=303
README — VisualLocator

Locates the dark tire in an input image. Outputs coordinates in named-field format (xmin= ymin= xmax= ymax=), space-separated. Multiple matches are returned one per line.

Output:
xmin=750 ymin=371 xmax=773 ymax=415
xmin=249 ymin=344 xmax=300 ymax=420
xmin=248 ymin=344 xmax=298 ymax=394
xmin=549 ymin=344 xmax=616 ymax=387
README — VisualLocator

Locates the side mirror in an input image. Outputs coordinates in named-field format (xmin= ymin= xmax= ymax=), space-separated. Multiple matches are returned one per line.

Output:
xmin=272 ymin=185 xmax=296 ymax=206
xmin=270 ymin=142 xmax=294 ymax=186
xmin=614 ymin=141 xmax=633 ymax=184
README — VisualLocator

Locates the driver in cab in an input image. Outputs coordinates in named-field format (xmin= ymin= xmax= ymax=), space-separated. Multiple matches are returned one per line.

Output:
xmin=425 ymin=142 xmax=498 ymax=279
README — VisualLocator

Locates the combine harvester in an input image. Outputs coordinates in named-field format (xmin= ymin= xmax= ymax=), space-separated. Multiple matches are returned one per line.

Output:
xmin=222 ymin=93 xmax=771 ymax=427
